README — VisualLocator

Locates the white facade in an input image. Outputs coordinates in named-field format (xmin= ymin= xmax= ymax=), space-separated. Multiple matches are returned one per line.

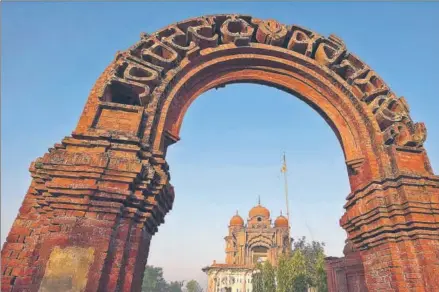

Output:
xmin=204 ymin=267 xmax=254 ymax=292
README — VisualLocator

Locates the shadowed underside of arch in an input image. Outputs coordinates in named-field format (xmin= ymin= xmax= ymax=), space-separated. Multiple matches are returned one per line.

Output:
xmin=2 ymin=14 xmax=438 ymax=292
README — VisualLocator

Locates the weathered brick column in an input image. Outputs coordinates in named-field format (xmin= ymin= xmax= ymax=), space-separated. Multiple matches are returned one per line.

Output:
xmin=1 ymin=88 xmax=174 ymax=291
xmin=1 ymin=131 xmax=174 ymax=291
xmin=341 ymin=147 xmax=439 ymax=291
xmin=325 ymin=240 xmax=367 ymax=292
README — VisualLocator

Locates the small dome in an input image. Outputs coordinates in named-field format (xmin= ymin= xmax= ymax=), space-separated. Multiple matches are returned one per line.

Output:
xmin=230 ymin=212 xmax=244 ymax=226
xmin=275 ymin=215 xmax=289 ymax=227
xmin=249 ymin=205 xmax=270 ymax=219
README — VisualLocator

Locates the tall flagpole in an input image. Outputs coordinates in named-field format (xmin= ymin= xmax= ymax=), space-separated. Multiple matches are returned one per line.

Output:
xmin=281 ymin=152 xmax=291 ymax=230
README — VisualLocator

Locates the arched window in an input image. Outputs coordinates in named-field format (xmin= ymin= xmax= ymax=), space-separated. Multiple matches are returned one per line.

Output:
xmin=251 ymin=246 xmax=268 ymax=264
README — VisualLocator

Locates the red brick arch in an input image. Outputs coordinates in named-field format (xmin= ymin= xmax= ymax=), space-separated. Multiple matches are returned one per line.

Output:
xmin=2 ymin=14 xmax=438 ymax=292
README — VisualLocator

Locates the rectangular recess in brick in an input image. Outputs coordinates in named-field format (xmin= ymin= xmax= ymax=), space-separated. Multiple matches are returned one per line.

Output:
xmin=92 ymin=102 xmax=144 ymax=136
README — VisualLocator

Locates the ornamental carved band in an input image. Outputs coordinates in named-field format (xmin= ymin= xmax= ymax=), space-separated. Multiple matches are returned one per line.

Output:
xmin=2 ymin=14 xmax=439 ymax=292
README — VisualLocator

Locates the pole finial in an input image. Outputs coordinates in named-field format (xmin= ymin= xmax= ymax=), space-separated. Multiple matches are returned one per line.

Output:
xmin=281 ymin=152 xmax=287 ymax=173
xmin=281 ymin=151 xmax=291 ymax=231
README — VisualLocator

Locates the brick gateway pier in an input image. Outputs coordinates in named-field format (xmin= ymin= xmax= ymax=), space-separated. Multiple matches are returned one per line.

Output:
xmin=2 ymin=14 xmax=438 ymax=292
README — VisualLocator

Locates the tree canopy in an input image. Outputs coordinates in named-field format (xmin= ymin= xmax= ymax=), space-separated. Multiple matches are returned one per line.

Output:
xmin=168 ymin=281 xmax=184 ymax=292
xmin=141 ymin=266 xmax=203 ymax=292
xmin=185 ymin=279 xmax=203 ymax=292
xmin=252 ymin=236 xmax=328 ymax=292
xmin=142 ymin=266 xmax=169 ymax=292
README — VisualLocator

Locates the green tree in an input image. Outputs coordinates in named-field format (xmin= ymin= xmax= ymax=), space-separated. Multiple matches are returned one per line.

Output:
xmin=276 ymin=254 xmax=293 ymax=292
xmin=292 ymin=236 xmax=327 ymax=290
xmin=262 ymin=261 xmax=276 ymax=292
xmin=252 ymin=237 xmax=328 ymax=292
xmin=168 ymin=281 xmax=184 ymax=292
xmin=252 ymin=263 xmax=264 ymax=292
xmin=315 ymin=250 xmax=328 ymax=292
xmin=290 ymin=249 xmax=308 ymax=292
xmin=185 ymin=279 xmax=203 ymax=292
xmin=142 ymin=265 xmax=169 ymax=292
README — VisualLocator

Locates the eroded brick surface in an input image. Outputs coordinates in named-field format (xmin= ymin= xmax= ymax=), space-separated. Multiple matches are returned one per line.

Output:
xmin=2 ymin=14 xmax=438 ymax=292
xmin=325 ymin=240 xmax=367 ymax=292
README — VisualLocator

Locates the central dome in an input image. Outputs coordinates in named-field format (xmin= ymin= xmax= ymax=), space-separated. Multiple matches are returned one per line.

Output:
xmin=249 ymin=204 xmax=270 ymax=219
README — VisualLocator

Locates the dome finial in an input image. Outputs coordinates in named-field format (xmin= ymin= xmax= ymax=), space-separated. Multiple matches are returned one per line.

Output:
xmin=236 ymin=210 xmax=239 ymax=215
xmin=275 ymin=212 xmax=289 ymax=227
xmin=258 ymin=195 xmax=261 ymax=205
xmin=230 ymin=212 xmax=244 ymax=226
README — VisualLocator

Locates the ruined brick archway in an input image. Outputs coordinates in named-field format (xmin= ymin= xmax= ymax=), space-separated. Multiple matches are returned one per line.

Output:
xmin=2 ymin=14 xmax=438 ymax=292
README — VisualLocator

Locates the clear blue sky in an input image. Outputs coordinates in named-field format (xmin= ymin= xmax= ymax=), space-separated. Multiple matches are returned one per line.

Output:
xmin=2 ymin=2 xmax=438 ymax=288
